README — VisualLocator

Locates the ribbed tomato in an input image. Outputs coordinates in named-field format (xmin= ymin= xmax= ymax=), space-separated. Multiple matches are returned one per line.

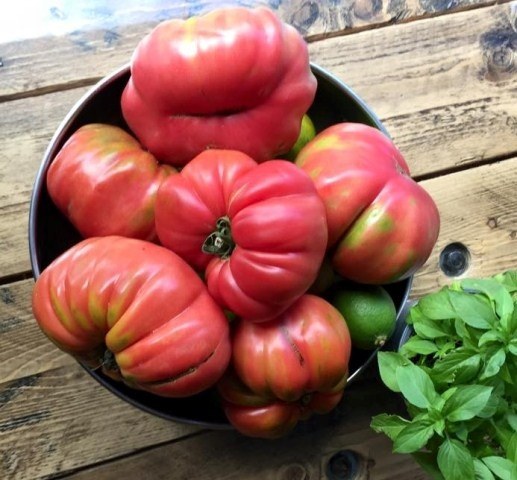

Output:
xmin=31 ymin=236 xmax=231 ymax=397
xmin=47 ymin=123 xmax=175 ymax=240
xmin=218 ymin=369 xmax=345 ymax=439
xmin=155 ymin=150 xmax=328 ymax=322
xmin=296 ymin=123 xmax=440 ymax=284
xmin=218 ymin=295 xmax=351 ymax=438
xmin=121 ymin=6 xmax=316 ymax=166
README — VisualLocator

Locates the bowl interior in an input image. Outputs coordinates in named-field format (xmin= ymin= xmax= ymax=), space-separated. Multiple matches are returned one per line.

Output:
xmin=29 ymin=64 xmax=411 ymax=428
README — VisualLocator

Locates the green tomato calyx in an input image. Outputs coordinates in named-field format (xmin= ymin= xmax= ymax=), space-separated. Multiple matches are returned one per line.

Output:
xmin=202 ymin=216 xmax=235 ymax=259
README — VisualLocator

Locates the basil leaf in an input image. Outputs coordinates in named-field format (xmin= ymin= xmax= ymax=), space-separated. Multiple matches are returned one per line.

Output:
xmin=509 ymin=341 xmax=517 ymax=356
xmin=482 ymin=456 xmax=516 ymax=480
xmin=442 ymin=385 xmax=493 ymax=422
xmin=407 ymin=305 xmax=426 ymax=325
xmin=504 ymin=432 xmax=517 ymax=463
xmin=377 ymin=351 xmax=410 ymax=393
xmin=507 ymin=413 xmax=517 ymax=432
xmin=452 ymin=423 xmax=470 ymax=443
xmin=478 ymin=330 xmax=506 ymax=348
xmin=431 ymin=350 xmax=481 ymax=385
xmin=370 ymin=413 xmax=410 ymax=441
xmin=455 ymin=318 xmax=476 ymax=347
xmin=437 ymin=438 xmax=475 ymax=480
xmin=481 ymin=348 xmax=506 ymax=379
xmin=494 ymin=271 xmax=517 ymax=293
xmin=507 ymin=309 xmax=517 ymax=334
xmin=478 ymin=390 xmax=503 ymax=419
xmin=400 ymin=337 xmax=439 ymax=357
xmin=448 ymin=290 xmax=496 ymax=330
xmin=474 ymin=459 xmax=496 ymax=480
xmin=418 ymin=289 xmax=456 ymax=319
xmin=412 ymin=452 xmax=445 ymax=480
xmin=414 ymin=315 xmax=454 ymax=339
xmin=396 ymin=363 xmax=439 ymax=409
xmin=460 ymin=278 xmax=514 ymax=325
xmin=393 ymin=420 xmax=435 ymax=453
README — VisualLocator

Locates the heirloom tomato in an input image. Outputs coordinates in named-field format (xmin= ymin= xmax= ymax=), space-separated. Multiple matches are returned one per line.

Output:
xmin=218 ymin=295 xmax=351 ymax=438
xmin=47 ymin=124 xmax=175 ymax=240
xmin=296 ymin=123 xmax=440 ymax=284
xmin=31 ymin=236 xmax=231 ymax=397
xmin=121 ymin=6 xmax=316 ymax=166
xmin=155 ymin=150 xmax=328 ymax=322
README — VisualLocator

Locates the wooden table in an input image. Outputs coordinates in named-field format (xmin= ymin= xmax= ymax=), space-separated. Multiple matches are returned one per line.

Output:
xmin=1 ymin=1 xmax=516 ymax=478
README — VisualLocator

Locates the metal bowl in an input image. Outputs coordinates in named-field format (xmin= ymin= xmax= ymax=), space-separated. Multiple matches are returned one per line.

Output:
xmin=28 ymin=63 xmax=412 ymax=428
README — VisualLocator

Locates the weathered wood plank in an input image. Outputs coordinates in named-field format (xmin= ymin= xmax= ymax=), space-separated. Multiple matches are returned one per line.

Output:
xmin=308 ymin=1 xmax=517 ymax=173
xmin=64 ymin=377 xmax=429 ymax=480
xmin=0 ymin=280 xmax=73 ymax=384
xmin=1 ymin=0 xmax=496 ymax=45
xmin=0 ymin=363 xmax=200 ymax=480
xmin=0 ymin=0 xmax=501 ymax=100
xmin=0 ymin=88 xmax=88 ymax=278
xmin=0 ymin=3 xmax=515 ymax=279
xmin=412 ymin=156 xmax=517 ymax=297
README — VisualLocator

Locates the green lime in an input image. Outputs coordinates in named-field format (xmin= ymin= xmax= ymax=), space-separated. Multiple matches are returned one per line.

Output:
xmin=331 ymin=285 xmax=397 ymax=350
xmin=284 ymin=114 xmax=316 ymax=161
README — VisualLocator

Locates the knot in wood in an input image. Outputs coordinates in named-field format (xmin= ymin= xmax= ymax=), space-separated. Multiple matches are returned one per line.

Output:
xmin=289 ymin=1 xmax=319 ymax=35
xmin=480 ymin=27 xmax=516 ymax=81
xmin=277 ymin=463 xmax=308 ymax=480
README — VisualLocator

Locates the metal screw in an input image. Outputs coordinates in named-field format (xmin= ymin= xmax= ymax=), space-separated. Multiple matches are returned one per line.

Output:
xmin=439 ymin=242 xmax=470 ymax=277
xmin=326 ymin=450 xmax=361 ymax=479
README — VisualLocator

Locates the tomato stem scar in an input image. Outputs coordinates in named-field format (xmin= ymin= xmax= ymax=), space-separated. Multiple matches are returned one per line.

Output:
xmin=202 ymin=216 xmax=235 ymax=259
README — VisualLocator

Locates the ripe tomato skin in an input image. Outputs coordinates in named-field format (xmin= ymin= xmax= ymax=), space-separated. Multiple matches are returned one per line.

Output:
xmin=296 ymin=123 xmax=440 ymax=284
xmin=232 ymin=295 xmax=351 ymax=400
xmin=218 ymin=295 xmax=351 ymax=438
xmin=121 ymin=6 xmax=316 ymax=166
xmin=31 ymin=236 xmax=231 ymax=398
xmin=47 ymin=124 xmax=175 ymax=241
xmin=218 ymin=369 xmax=346 ymax=439
xmin=155 ymin=150 xmax=328 ymax=322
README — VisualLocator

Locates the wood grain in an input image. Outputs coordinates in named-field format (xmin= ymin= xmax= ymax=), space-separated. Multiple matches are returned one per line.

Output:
xmin=0 ymin=0 xmax=498 ymax=99
xmin=0 ymin=280 xmax=72 ymax=384
xmin=2 ymin=0 xmax=496 ymax=44
xmin=0 ymin=363 xmax=200 ymax=480
xmin=0 ymin=3 xmax=515 ymax=280
xmin=0 ymin=360 xmax=428 ymax=480
xmin=308 ymin=1 xmax=517 ymax=173
xmin=412 ymin=155 xmax=517 ymax=297
xmin=0 ymin=88 xmax=89 ymax=278
xmin=64 ymin=377 xmax=429 ymax=480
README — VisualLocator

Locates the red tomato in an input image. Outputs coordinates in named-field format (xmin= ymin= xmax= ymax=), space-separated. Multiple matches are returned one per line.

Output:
xmin=218 ymin=370 xmax=345 ymax=439
xmin=121 ymin=6 xmax=316 ymax=166
xmin=47 ymin=124 xmax=175 ymax=241
xmin=155 ymin=150 xmax=328 ymax=322
xmin=31 ymin=236 xmax=231 ymax=397
xmin=218 ymin=295 xmax=351 ymax=438
xmin=296 ymin=123 xmax=440 ymax=284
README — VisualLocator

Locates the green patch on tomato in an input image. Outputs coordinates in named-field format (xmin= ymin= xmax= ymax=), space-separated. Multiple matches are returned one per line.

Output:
xmin=387 ymin=250 xmax=418 ymax=283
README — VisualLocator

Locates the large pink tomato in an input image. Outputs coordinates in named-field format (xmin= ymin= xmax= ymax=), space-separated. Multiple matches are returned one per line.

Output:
xmin=121 ymin=6 xmax=316 ymax=166
xmin=32 ymin=236 xmax=231 ymax=397
xmin=218 ymin=295 xmax=351 ymax=438
xmin=47 ymin=124 xmax=175 ymax=241
xmin=155 ymin=150 xmax=328 ymax=323
xmin=296 ymin=123 xmax=440 ymax=284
